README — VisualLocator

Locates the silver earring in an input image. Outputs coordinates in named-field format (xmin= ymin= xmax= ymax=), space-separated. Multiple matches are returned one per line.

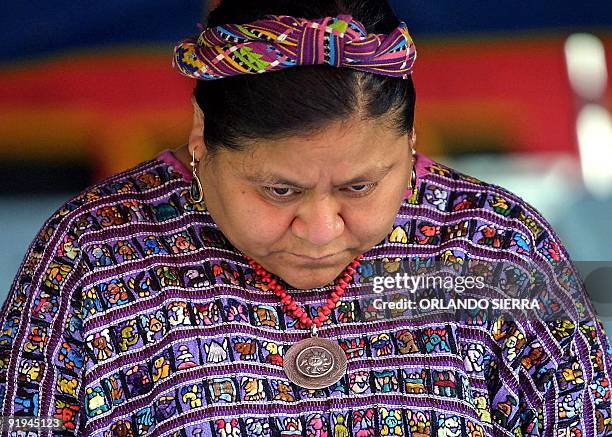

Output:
xmin=190 ymin=149 xmax=204 ymax=203
xmin=408 ymin=148 xmax=417 ymax=191
xmin=408 ymin=167 xmax=418 ymax=191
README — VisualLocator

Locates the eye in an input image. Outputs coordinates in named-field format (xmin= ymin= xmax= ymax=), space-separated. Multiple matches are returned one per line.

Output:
xmin=262 ymin=186 xmax=301 ymax=200
xmin=342 ymin=183 xmax=378 ymax=196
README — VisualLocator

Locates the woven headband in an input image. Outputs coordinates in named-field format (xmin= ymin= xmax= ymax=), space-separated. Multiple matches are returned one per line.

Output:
xmin=173 ymin=14 xmax=417 ymax=80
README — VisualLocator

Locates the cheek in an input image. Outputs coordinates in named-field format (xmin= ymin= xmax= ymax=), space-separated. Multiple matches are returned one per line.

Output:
xmin=344 ymin=186 xmax=405 ymax=240
xmin=344 ymin=202 xmax=395 ymax=239
xmin=225 ymin=196 xmax=294 ymax=248
xmin=245 ymin=215 xmax=289 ymax=244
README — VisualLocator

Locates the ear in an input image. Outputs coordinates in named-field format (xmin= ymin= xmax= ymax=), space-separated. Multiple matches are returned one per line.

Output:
xmin=188 ymin=96 xmax=206 ymax=161
xmin=409 ymin=128 xmax=417 ymax=156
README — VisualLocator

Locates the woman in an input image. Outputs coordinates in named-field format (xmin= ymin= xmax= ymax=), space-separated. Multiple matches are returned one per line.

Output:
xmin=1 ymin=0 xmax=611 ymax=435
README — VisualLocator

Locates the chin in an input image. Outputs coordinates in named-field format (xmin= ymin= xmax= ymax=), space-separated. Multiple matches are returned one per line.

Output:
xmin=281 ymin=267 xmax=342 ymax=290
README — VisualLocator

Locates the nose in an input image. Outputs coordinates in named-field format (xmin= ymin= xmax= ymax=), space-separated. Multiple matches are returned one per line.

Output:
xmin=291 ymin=194 xmax=345 ymax=247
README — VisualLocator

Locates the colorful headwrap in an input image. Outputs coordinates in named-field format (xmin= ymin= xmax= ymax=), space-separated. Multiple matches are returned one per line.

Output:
xmin=173 ymin=14 xmax=417 ymax=80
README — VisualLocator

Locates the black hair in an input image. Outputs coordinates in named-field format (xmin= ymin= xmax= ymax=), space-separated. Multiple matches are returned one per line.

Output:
xmin=194 ymin=0 xmax=416 ymax=154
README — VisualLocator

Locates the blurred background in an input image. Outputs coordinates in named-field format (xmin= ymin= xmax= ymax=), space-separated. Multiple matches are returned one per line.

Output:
xmin=1 ymin=0 xmax=611 ymax=333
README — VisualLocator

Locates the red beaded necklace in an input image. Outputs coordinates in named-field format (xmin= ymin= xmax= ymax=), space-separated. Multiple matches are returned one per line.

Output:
xmin=247 ymin=255 xmax=363 ymax=389
xmin=248 ymin=256 xmax=362 ymax=331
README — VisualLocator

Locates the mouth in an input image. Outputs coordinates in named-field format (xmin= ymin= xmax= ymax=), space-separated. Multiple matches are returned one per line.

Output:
xmin=289 ymin=251 xmax=342 ymax=264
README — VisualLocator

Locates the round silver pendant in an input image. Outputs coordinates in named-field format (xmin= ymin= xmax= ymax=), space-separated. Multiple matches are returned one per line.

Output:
xmin=283 ymin=336 xmax=347 ymax=389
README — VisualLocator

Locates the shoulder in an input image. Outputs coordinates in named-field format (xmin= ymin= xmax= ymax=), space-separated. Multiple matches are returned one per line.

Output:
xmin=399 ymin=152 xmax=593 ymax=319
xmin=407 ymin=152 xmax=573 ymax=264
xmin=59 ymin=152 xmax=188 ymax=225
xmin=19 ymin=153 xmax=196 ymax=289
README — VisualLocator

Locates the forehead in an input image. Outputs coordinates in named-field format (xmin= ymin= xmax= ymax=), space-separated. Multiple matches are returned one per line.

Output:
xmin=231 ymin=117 xmax=407 ymax=175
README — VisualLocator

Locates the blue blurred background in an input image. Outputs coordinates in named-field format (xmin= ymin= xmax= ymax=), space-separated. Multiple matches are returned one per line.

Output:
xmin=1 ymin=0 xmax=611 ymax=332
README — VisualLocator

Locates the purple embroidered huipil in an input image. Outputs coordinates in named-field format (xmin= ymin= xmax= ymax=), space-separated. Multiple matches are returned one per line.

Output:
xmin=1 ymin=149 xmax=611 ymax=437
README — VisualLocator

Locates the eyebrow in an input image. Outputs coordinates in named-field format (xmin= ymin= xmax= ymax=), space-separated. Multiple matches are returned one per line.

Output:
xmin=244 ymin=163 xmax=396 ymax=189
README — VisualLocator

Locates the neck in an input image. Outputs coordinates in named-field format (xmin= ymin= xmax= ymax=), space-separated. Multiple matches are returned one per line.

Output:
xmin=172 ymin=144 xmax=193 ymax=175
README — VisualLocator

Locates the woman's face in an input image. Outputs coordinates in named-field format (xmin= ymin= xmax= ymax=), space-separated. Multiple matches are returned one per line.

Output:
xmin=197 ymin=115 xmax=413 ymax=290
